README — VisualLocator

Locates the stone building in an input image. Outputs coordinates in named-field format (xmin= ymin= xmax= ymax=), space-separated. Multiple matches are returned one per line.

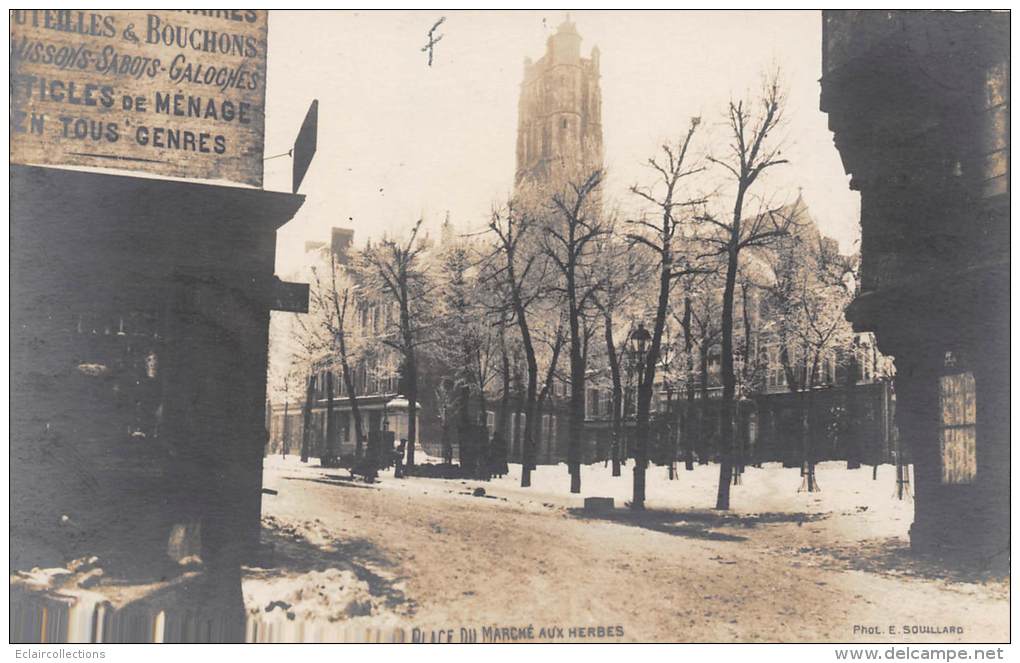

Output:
xmin=821 ymin=11 xmax=1008 ymax=562
xmin=515 ymin=17 xmax=603 ymax=190
xmin=267 ymin=228 xmax=414 ymax=463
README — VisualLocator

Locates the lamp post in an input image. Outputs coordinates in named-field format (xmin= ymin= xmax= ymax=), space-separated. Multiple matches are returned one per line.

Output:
xmin=629 ymin=322 xmax=652 ymax=510
xmin=630 ymin=322 xmax=651 ymax=381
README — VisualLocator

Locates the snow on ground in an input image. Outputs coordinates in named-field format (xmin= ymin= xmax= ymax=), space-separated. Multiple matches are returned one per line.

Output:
xmin=479 ymin=459 xmax=911 ymax=537
xmin=253 ymin=454 xmax=1008 ymax=643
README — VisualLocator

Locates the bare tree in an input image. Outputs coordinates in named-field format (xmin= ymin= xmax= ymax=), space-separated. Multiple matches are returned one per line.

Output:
xmin=542 ymin=169 xmax=609 ymax=494
xmin=626 ymin=119 xmax=708 ymax=509
xmin=359 ymin=218 xmax=434 ymax=469
xmin=592 ymin=226 xmax=652 ymax=478
xmin=700 ymin=71 xmax=794 ymax=510
xmin=484 ymin=200 xmax=545 ymax=487
xmin=322 ymin=255 xmax=367 ymax=462
xmin=289 ymin=248 xmax=371 ymax=468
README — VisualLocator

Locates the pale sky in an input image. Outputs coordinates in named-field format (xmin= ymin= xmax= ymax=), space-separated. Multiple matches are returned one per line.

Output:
xmin=262 ymin=10 xmax=860 ymax=275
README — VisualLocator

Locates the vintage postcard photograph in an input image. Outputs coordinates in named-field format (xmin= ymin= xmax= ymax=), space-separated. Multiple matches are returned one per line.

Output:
xmin=7 ymin=7 xmax=1011 ymax=651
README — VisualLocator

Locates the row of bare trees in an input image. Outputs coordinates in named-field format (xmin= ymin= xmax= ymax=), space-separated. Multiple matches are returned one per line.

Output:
xmin=278 ymin=69 xmax=873 ymax=509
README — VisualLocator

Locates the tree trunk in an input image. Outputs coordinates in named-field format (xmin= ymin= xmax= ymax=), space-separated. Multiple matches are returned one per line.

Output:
xmin=325 ymin=370 xmax=336 ymax=463
xmin=800 ymin=390 xmax=815 ymax=491
xmin=406 ymin=357 xmax=418 ymax=468
xmin=684 ymin=391 xmax=695 ymax=470
xmin=301 ymin=373 xmax=315 ymax=463
xmin=634 ymin=253 xmax=671 ymax=509
xmin=736 ymin=283 xmax=754 ymax=478
xmin=604 ymin=310 xmax=623 ymax=477
xmin=477 ymin=384 xmax=489 ymax=432
xmin=442 ymin=414 xmax=452 ymax=466
xmin=337 ymin=338 xmax=364 ymax=460
xmin=398 ymin=277 xmax=418 ymax=469
xmin=566 ymin=261 xmax=584 ymax=494
xmin=568 ymin=330 xmax=584 ymax=493
xmin=845 ymin=353 xmax=861 ymax=469
xmin=507 ymin=286 xmax=539 ymax=488
xmin=800 ymin=356 xmax=821 ymax=492
xmin=536 ymin=330 xmax=563 ymax=474
xmin=682 ymin=298 xmax=695 ymax=471
xmin=667 ymin=389 xmax=676 ymax=480
xmin=716 ymin=242 xmax=740 ymax=510
xmin=534 ymin=396 xmax=546 ymax=470
xmin=498 ymin=341 xmax=511 ymax=442
xmin=490 ymin=327 xmax=511 ymax=478
xmin=282 ymin=399 xmax=290 ymax=458
xmin=699 ymin=342 xmax=710 ymax=465
xmin=460 ymin=384 xmax=477 ymax=477
xmin=513 ymin=382 xmax=524 ymax=462
xmin=266 ymin=398 xmax=273 ymax=458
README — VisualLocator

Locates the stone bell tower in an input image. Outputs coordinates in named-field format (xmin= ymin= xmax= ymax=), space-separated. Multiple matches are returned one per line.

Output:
xmin=514 ymin=16 xmax=603 ymax=192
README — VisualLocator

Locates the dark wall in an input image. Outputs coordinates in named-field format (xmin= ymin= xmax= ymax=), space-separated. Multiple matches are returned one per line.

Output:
xmin=11 ymin=165 xmax=303 ymax=574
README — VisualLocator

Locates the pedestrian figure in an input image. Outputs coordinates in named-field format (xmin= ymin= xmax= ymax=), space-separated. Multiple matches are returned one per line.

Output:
xmin=489 ymin=430 xmax=508 ymax=478
xmin=477 ymin=425 xmax=492 ymax=480
xmin=394 ymin=438 xmax=407 ymax=478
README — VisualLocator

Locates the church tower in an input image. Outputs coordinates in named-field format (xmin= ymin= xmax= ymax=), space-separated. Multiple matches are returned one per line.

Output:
xmin=514 ymin=17 xmax=603 ymax=192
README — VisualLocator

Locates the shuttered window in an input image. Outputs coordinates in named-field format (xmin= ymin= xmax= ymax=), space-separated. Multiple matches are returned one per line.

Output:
xmin=938 ymin=370 xmax=977 ymax=484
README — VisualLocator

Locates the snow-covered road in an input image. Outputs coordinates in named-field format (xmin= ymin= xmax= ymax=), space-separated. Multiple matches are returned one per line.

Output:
xmin=248 ymin=456 xmax=1008 ymax=643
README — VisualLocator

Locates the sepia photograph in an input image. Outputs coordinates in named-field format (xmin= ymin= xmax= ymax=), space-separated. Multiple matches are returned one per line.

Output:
xmin=7 ymin=7 xmax=1011 ymax=651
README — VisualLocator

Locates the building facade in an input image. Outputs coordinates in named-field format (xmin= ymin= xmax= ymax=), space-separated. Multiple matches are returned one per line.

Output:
xmin=821 ymin=11 xmax=1009 ymax=561
xmin=267 ymin=228 xmax=416 ymax=463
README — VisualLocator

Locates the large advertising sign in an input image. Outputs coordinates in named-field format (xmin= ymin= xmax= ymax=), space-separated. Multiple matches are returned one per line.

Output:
xmin=10 ymin=10 xmax=268 ymax=187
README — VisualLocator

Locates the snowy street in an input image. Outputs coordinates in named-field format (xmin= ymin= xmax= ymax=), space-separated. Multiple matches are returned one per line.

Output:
xmin=247 ymin=456 xmax=1008 ymax=643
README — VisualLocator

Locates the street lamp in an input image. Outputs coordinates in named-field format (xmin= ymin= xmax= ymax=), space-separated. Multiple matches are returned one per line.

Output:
xmin=630 ymin=322 xmax=652 ymax=434
xmin=629 ymin=322 xmax=651 ymax=379
xmin=629 ymin=321 xmax=652 ymax=510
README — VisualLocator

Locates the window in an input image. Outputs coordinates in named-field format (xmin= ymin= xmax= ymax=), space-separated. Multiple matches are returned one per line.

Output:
xmin=860 ymin=348 xmax=872 ymax=382
xmin=938 ymin=367 xmax=977 ymax=484
xmin=561 ymin=118 xmax=568 ymax=129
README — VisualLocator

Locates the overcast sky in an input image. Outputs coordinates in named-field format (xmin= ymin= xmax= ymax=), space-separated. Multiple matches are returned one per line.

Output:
xmin=263 ymin=10 xmax=860 ymax=275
